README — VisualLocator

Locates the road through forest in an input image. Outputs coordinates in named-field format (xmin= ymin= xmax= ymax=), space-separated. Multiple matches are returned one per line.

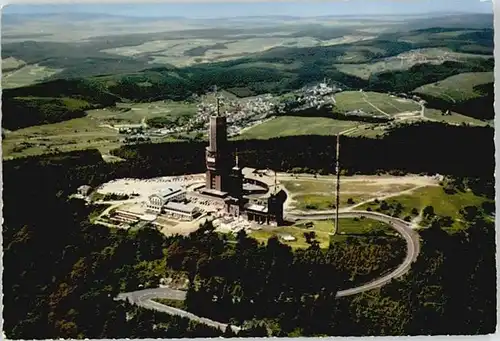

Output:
xmin=118 ymin=209 xmax=421 ymax=331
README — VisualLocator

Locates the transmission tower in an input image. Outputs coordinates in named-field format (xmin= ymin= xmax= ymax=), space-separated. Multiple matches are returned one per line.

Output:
xmin=331 ymin=133 xmax=341 ymax=236
xmin=274 ymin=170 xmax=278 ymax=195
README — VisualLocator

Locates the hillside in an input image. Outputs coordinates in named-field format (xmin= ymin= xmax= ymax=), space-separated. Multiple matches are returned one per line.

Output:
xmin=2 ymin=96 xmax=93 ymax=130
xmin=1 ymin=24 xmax=494 ymax=161
xmin=2 ymin=44 xmax=493 ymax=132
xmin=412 ymin=72 xmax=494 ymax=120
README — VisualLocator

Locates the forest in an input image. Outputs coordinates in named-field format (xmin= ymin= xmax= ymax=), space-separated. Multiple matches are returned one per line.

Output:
xmin=3 ymin=144 xmax=496 ymax=337
xmin=108 ymin=122 xmax=494 ymax=179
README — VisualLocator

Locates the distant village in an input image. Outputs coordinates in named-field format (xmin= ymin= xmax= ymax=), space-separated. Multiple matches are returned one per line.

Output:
xmin=118 ymin=80 xmax=342 ymax=144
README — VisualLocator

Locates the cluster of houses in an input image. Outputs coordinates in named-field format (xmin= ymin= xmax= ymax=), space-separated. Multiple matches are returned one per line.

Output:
xmin=114 ymin=80 xmax=345 ymax=145
xmin=189 ymin=94 xmax=280 ymax=136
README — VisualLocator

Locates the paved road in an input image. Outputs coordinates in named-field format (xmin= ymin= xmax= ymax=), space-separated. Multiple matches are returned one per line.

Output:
xmin=116 ymin=288 xmax=241 ymax=333
xmin=286 ymin=210 xmax=421 ymax=297
xmin=118 ymin=210 xmax=420 ymax=330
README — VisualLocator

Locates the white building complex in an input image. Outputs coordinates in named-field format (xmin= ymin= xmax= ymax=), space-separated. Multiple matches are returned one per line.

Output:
xmin=146 ymin=186 xmax=186 ymax=213
xmin=163 ymin=202 xmax=201 ymax=221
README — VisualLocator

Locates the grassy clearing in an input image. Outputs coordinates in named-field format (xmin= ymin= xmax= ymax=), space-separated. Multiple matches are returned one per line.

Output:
xmin=413 ymin=72 xmax=493 ymax=103
xmin=282 ymin=179 xmax=415 ymax=195
xmin=2 ymin=64 xmax=62 ymax=89
xmin=292 ymin=193 xmax=373 ymax=210
xmin=358 ymin=186 xmax=491 ymax=232
xmin=319 ymin=35 xmax=376 ymax=47
xmin=334 ymin=91 xmax=420 ymax=116
xmin=238 ymin=116 xmax=360 ymax=139
xmin=424 ymin=108 xmax=489 ymax=126
xmin=335 ymin=46 xmax=386 ymax=63
xmin=104 ymin=36 xmax=320 ymax=67
xmin=2 ymin=116 xmax=120 ymax=158
xmin=87 ymin=100 xmax=197 ymax=125
xmin=2 ymin=57 xmax=27 ymax=71
xmin=433 ymin=30 xmax=479 ymax=38
xmin=249 ymin=217 xmax=396 ymax=249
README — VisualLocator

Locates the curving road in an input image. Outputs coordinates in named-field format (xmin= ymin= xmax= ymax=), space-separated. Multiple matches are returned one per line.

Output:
xmin=116 ymin=288 xmax=241 ymax=333
xmin=117 ymin=210 xmax=420 ymax=330
xmin=286 ymin=210 xmax=420 ymax=297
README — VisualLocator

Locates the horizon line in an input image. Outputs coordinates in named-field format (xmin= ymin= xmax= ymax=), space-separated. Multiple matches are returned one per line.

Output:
xmin=2 ymin=10 xmax=493 ymax=20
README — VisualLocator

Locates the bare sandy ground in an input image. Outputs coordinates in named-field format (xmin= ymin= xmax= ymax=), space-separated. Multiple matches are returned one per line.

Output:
xmin=278 ymin=173 xmax=442 ymax=212
xmin=159 ymin=216 xmax=210 ymax=236
xmin=96 ymin=175 xmax=205 ymax=201
xmin=278 ymin=173 xmax=441 ymax=187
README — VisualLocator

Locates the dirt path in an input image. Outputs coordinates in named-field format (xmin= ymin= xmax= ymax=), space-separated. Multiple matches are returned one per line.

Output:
xmin=345 ymin=184 xmax=431 ymax=211
xmin=339 ymin=126 xmax=359 ymax=136
xmin=362 ymin=92 xmax=391 ymax=117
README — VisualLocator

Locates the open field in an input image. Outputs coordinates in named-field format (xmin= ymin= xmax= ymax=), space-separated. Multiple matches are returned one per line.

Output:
xmin=281 ymin=175 xmax=437 ymax=211
xmin=335 ymin=48 xmax=492 ymax=80
xmin=282 ymin=177 xmax=419 ymax=195
xmin=358 ymin=185 xmax=493 ymax=232
xmin=2 ymin=99 xmax=197 ymax=158
xmin=2 ymin=116 xmax=121 ymax=158
xmin=423 ymin=108 xmax=489 ymax=126
xmin=102 ymin=35 xmax=378 ymax=67
xmin=292 ymin=193 xmax=374 ymax=210
xmin=334 ymin=91 xmax=421 ymax=116
xmin=101 ymin=37 xmax=320 ymax=67
xmin=335 ymin=45 xmax=387 ymax=63
xmin=249 ymin=217 xmax=396 ymax=249
xmin=87 ymin=100 xmax=197 ymax=125
xmin=413 ymin=72 xmax=493 ymax=103
xmin=397 ymin=30 xmax=483 ymax=43
xmin=237 ymin=116 xmax=361 ymax=139
xmin=1 ymin=15 xmax=210 ymax=43
xmin=1 ymin=57 xmax=26 ymax=71
xmin=2 ymin=63 xmax=62 ymax=89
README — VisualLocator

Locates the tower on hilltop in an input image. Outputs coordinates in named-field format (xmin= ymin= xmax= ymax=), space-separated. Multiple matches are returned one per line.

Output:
xmin=205 ymin=111 xmax=232 ymax=193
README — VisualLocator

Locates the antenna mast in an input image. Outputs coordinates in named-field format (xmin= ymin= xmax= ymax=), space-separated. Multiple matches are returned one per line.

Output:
xmin=333 ymin=133 xmax=341 ymax=236
xmin=274 ymin=170 xmax=277 ymax=195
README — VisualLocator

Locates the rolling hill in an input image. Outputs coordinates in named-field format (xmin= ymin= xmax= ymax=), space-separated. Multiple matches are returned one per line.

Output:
xmin=413 ymin=72 xmax=494 ymax=120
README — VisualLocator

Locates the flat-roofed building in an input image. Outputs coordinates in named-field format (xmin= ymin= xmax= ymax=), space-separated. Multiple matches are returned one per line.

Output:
xmin=147 ymin=186 xmax=185 ymax=213
xmin=244 ymin=202 xmax=269 ymax=224
xmin=242 ymin=189 xmax=286 ymax=225
xmin=163 ymin=201 xmax=201 ymax=221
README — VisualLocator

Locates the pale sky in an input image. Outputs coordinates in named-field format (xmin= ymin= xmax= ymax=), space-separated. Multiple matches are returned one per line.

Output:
xmin=3 ymin=1 xmax=494 ymax=18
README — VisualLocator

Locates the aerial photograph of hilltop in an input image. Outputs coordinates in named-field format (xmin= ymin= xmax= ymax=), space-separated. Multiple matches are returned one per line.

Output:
xmin=1 ymin=0 xmax=496 ymax=339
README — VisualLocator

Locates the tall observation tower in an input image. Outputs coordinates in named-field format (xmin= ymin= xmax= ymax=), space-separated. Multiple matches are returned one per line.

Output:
xmin=205 ymin=98 xmax=232 ymax=193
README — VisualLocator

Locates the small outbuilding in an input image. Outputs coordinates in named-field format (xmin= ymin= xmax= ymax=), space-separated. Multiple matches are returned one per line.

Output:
xmin=77 ymin=185 xmax=92 ymax=197
xmin=279 ymin=233 xmax=297 ymax=242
